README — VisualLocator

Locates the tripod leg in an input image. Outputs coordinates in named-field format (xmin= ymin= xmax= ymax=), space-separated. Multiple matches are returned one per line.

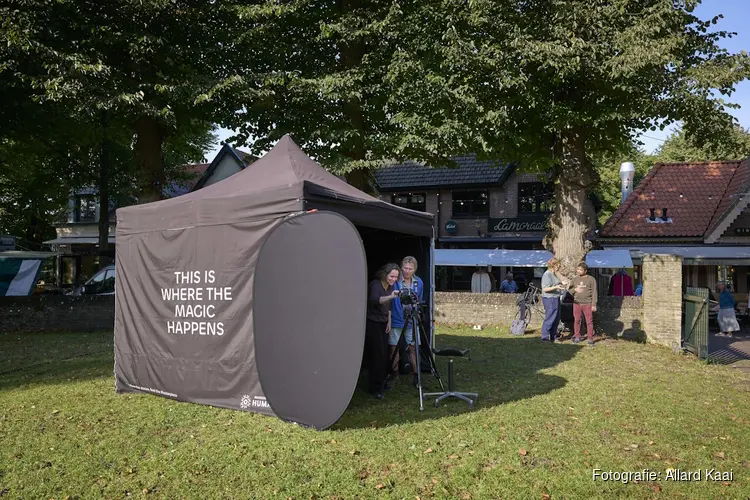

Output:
xmin=417 ymin=315 xmax=444 ymax=392
xmin=413 ymin=314 xmax=425 ymax=412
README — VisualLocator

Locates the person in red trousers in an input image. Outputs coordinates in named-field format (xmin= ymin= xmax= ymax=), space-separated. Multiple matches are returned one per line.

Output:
xmin=572 ymin=262 xmax=597 ymax=346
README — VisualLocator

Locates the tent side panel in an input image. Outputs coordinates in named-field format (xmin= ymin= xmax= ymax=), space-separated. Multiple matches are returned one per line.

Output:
xmin=114 ymin=219 xmax=283 ymax=416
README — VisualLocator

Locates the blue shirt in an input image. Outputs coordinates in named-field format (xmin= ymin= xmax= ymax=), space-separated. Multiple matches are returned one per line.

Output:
xmin=719 ymin=289 xmax=735 ymax=309
xmin=500 ymin=280 xmax=518 ymax=293
xmin=391 ymin=277 xmax=424 ymax=328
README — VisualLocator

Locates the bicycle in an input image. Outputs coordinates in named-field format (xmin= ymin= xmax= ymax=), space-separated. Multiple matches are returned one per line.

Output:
xmin=515 ymin=284 xmax=575 ymax=336
xmin=515 ymin=284 xmax=544 ymax=327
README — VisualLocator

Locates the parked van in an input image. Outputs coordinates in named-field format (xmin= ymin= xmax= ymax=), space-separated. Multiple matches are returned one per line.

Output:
xmin=72 ymin=264 xmax=116 ymax=296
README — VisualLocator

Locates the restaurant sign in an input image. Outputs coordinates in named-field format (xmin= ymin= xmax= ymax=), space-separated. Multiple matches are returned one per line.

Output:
xmin=489 ymin=216 xmax=547 ymax=232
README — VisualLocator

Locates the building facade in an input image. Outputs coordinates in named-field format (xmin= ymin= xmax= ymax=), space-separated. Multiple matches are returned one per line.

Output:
xmin=374 ymin=155 xmax=599 ymax=290
xmin=600 ymin=158 xmax=750 ymax=309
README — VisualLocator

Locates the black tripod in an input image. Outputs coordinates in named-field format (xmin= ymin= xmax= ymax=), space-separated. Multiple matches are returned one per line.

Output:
xmin=384 ymin=293 xmax=444 ymax=411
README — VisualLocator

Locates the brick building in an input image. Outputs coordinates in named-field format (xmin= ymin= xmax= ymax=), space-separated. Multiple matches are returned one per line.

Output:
xmin=600 ymin=158 xmax=750 ymax=309
xmin=374 ymin=155 xmax=600 ymax=290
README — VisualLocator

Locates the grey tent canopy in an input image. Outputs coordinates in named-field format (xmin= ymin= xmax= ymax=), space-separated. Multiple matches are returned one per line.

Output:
xmin=114 ymin=135 xmax=434 ymax=430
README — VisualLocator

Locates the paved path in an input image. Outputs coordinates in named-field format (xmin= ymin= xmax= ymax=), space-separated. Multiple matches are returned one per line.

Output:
xmin=709 ymin=333 xmax=750 ymax=376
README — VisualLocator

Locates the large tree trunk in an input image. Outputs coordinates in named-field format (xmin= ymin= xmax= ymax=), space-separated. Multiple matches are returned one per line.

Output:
xmin=134 ymin=116 xmax=167 ymax=203
xmin=98 ymin=112 xmax=112 ymax=270
xmin=339 ymin=0 xmax=377 ymax=195
xmin=548 ymin=129 xmax=596 ymax=279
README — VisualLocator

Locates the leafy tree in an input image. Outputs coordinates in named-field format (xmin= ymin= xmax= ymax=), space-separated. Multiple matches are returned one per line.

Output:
xmin=383 ymin=0 xmax=750 ymax=274
xmin=592 ymin=145 xmax=654 ymax=226
xmin=215 ymin=0 xmax=749 ymax=275
xmin=0 ymin=117 xmax=86 ymax=249
xmin=208 ymin=1 xmax=407 ymax=193
xmin=1 ymin=0 xmax=234 ymax=203
xmin=0 ymin=112 xmax=215 ymax=254
xmin=653 ymin=125 xmax=750 ymax=163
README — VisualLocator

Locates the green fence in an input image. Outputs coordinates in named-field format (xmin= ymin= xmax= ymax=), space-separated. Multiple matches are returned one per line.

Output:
xmin=683 ymin=286 xmax=709 ymax=359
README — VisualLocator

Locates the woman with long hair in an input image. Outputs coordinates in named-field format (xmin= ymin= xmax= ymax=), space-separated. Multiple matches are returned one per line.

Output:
xmin=365 ymin=263 xmax=401 ymax=398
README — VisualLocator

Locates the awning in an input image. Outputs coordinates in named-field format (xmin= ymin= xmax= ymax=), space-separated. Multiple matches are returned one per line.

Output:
xmin=43 ymin=237 xmax=116 ymax=245
xmin=585 ymin=249 xmax=633 ymax=269
xmin=435 ymin=249 xmax=634 ymax=268
xmin=604 ymin=246 xmax=750 ymax=265
xmin=435 ymin=249 xmax=552 ymax=267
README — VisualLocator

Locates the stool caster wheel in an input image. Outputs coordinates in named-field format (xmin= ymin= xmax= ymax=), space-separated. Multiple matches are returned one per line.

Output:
xmin=434 ymin=401 xmax=440 ymax=408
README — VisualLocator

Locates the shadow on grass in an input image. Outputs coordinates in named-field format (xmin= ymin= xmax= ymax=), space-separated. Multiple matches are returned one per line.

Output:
xmin=0 ymin=331 xmax=114 ymax=391
xmin=334 ymin=333 xmax=581 ymax=430
xmin=1 ymin=330 xmax=582 ymax=432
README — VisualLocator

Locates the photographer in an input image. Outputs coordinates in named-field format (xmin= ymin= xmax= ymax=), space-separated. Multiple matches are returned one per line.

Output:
xmin=388 ymin=256 xmax=424 ymax=388
xmin=366 ymin=263 xmax=401 ymax=399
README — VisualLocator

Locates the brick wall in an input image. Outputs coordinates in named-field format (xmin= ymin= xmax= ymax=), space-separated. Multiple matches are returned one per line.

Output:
xmin=0 ymin=295 xmax=115 ymax=333
xmin=1 ymin=290 xmax=646 ymax=339
xmin=434 ymin=291 xmax=538 ymax=327
xmin=434 ymin=292 xmax=644 ymax=339
xmin=595 ymin=297 xmax=646 ymax=341
xmin=642 ymin=254 xmax=683 ymax=347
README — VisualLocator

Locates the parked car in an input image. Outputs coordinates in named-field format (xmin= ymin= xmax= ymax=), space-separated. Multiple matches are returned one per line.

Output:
xmin=72 ymin=264 xmax=116 ymax=296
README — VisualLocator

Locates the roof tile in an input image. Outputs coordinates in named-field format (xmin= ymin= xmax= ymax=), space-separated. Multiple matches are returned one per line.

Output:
xmin=374 ymin=154 xmax=511 ymax=190
xmin=600 ymin=161 xmax=743 ymax=238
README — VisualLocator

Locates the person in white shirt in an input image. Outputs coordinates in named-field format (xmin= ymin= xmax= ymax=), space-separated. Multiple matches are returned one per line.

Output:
xmin=471 ymin=266 xmax=492 ymax=293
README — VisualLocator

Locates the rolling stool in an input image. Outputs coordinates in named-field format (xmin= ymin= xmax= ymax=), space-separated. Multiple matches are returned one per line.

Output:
xmin=423 ymin=348 xmax=478 ymax=409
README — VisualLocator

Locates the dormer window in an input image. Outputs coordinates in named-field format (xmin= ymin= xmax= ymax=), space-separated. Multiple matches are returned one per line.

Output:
xmin=74 ymin=195 xmax=97 ymax=222
xmin=646 ymin=207 xmax=672 ymax=224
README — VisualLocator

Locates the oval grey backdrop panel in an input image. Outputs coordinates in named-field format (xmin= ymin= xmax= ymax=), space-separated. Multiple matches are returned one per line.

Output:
xmin=253 ymin=211 xmax=367 ymax=430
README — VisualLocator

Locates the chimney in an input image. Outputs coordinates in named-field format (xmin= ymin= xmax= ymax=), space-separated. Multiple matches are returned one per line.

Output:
xmin=649 ymin=208 xmax=656 ymax=221
xmin=620 ymin=162 xmax=635 ymax=202
xmin=661 ymin=208 xmax=668 ymax=221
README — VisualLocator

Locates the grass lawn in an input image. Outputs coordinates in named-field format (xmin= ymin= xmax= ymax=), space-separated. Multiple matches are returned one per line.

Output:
xmin=1 ymin=327 xmax=749 ymax=499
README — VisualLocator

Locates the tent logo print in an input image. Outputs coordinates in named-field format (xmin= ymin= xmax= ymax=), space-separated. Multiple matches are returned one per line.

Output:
xmin=240 ymin=395 xmax=270 ymax=409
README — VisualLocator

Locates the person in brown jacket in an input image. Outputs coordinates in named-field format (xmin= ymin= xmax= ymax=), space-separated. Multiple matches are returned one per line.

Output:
xmin=572 ymin=262 xmax=597 ymax=346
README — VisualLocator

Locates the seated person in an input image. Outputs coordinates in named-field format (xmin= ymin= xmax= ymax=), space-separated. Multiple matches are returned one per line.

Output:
xmin=499 ymin=272 xmax=518 ymax=293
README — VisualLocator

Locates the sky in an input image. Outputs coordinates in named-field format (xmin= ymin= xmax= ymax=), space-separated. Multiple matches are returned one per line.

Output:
xmin=206 ymin=0 xmax=749 ymax=160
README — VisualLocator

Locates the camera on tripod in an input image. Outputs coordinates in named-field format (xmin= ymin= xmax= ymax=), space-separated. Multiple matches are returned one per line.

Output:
xmin=398 ymin=288 xmax=419 ymax=306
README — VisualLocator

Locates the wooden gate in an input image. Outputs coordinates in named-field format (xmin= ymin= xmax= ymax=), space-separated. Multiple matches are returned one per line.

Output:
xmin=683 ymin=287 xmax=709 ymax=359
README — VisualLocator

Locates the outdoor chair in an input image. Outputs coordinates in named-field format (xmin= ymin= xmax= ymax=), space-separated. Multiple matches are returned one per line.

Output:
xmin=423 ymin=347 xmax=478 ymax=409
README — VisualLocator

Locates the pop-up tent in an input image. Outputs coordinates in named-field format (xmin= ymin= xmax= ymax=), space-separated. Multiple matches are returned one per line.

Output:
xmin=114 ymin=135 xmax=434 ymax=430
